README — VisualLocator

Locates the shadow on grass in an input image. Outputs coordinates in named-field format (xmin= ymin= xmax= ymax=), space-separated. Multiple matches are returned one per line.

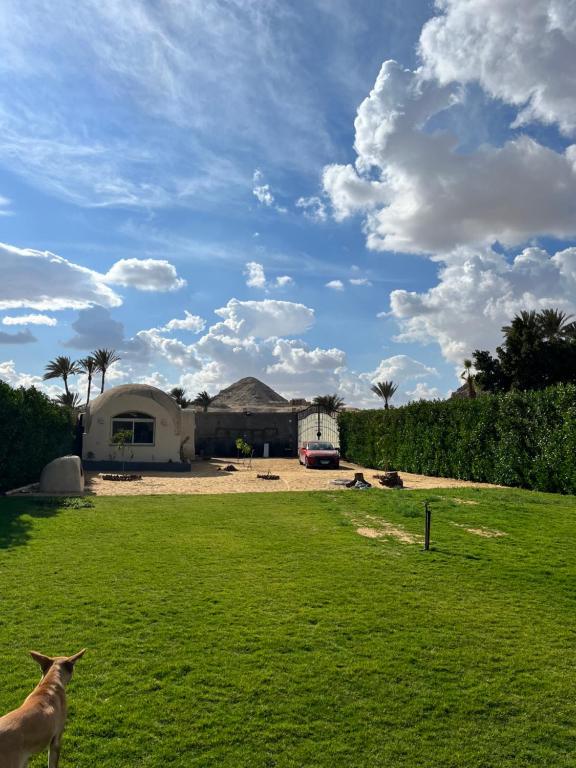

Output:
xmin=0 ymin=497 xmax=93 ymax=551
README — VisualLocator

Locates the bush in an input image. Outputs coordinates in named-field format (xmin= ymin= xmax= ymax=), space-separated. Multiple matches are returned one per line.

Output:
xmin=0 ymin=381 xmax=75 ymax=493
xmin=338 ymin=384 xmax=576 ymax=493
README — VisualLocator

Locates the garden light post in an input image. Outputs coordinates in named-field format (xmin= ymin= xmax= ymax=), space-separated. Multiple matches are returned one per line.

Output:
xmin=424 ymin=501 xmax=431 ymax=551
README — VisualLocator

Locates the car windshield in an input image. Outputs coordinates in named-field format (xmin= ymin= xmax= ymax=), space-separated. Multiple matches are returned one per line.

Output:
xmin=307 ymin=442 xmax=335 ymax=450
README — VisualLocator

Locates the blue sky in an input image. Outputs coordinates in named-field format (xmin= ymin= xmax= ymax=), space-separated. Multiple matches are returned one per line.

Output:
xmin=2 ymin=0 xmax=576 ymax=406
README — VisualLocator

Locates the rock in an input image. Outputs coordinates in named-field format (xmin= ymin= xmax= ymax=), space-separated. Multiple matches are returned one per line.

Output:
xmin=39 ymin=455 xmax=84 ymax=494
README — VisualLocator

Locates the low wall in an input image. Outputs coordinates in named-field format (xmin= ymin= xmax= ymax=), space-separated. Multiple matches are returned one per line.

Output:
xmin=195 ymin=411 xmax=298 ymax=457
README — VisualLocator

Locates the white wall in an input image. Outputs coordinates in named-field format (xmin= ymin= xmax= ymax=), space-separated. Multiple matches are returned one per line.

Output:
xmin=83 ymin=389 xmax=195 ymax=464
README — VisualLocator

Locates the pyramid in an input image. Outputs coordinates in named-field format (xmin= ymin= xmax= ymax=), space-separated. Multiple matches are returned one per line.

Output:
xmin=210 ymin=377 xmax=288 ymax=408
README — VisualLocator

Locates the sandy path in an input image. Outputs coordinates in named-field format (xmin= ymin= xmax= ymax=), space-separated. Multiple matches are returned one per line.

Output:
xmin=83 ymin=458 xmax=498 ymax=496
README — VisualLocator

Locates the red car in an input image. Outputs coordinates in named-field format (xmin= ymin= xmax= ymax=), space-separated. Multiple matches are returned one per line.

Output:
xmin=299 ymin=441 xmax=340 ymax=469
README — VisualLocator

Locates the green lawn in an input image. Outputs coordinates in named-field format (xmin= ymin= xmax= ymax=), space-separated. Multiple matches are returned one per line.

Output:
xmin=1 ymin=488 xmax=575 ymax=767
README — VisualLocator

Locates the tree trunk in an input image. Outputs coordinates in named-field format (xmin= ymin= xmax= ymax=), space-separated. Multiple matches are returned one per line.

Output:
xmin=100 ymin=369 xmax=106 ymax=394
xmin=86 ymin=375 xmax=92 ymax=405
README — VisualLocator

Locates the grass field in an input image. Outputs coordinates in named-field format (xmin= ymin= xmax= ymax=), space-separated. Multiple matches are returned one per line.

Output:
xmin=1 ymin=487 xmax=575 ymax=767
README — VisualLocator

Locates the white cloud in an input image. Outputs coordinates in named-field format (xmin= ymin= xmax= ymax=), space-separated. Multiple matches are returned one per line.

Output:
xmin=0 ymin=359 xmax=62 ymax=396
xmin=267 ymin=339 xmax=346 ymax=375
xmin=214 ymin=298 xmax=314 ymax=338
xmin=0 ymin=241 xmax=122 ymax=311
xmin=323 ymin=60 xmax=576 ymax=253
xmin=2 ymin=313 xmax=57 ymax=326
xmin=244 ymin=261 xmax=294 ymax=291
xmin=420 ymin=0 xmax=576 ymax=136
xmin=325 ymin=279 xmax=345 ymax=291
xmin=104 ymin=258 xmax=186 ymax=292
xmin=244 ymin=261 xmax=268 ymax=289
xmin=349 ymin=278 xmax=372 ymax=287
xmin=363 ymin=354 xmax=438 ymax=385
xmin=405 ymin=382 xmax=441 ymax=401
xmin=296 ymin=195 xmax=328 ymax=222
xmin=390 ymin=245 xmax=576 ymax=364
xmin=252 ymin=169 xmax=275 ymax=207
xmin=161 ymin=311 xmax=205 ymax=334
xmin=128 ymin=328 xmax=202 ymax=370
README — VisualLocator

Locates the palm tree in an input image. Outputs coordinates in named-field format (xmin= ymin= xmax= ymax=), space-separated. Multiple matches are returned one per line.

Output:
xmin=92 ymin=348 xmax=121 ymax=394
xmin=460 ymin=359 xmax=477 ymax=398
xmin=538 ymin=308 xmax=576 ymax=341
xmin=54 ymin=391 xmax=82 ymax=408
xmin=370 ymin=380 xmax=398 ymax=409
xmin=193 ymin=390 xmax=213 ymax=412
xmin=170 ymin=387 xmax=192 ymax=408
xmin=313 ymin=394 xmax=345 ymax=414
xmin=43 ymin=356 xmax=79 ymax=397
xmin=77 ymin=356 xmax=98 ymax=405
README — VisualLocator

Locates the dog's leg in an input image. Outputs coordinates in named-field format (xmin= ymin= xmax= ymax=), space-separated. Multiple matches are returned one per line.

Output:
xmin=48 ymin=735 xmax=61 ymax=768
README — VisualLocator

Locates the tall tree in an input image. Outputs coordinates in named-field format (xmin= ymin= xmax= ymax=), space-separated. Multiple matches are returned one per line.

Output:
xmin=43 ymin=356 xmax=78 ymax=397
xmin=193 ymin=390 xmax=213 ymax=412
xmin=313 ymin=394 xmax=345 ymax=414
xmin=370 ymin=380 xmax=398 ymax=409
xmin=77 ymin=356 xmax=98 ymax=405
xmin=92 ymin=349 xmax=121 ymax=394
xmin=473 ymin=307 xmax=576 ymax=393
xmin=170 ymin=387 xmax=192 ymax=408
xmin=460 ymin=360 xmax=476 ymax=399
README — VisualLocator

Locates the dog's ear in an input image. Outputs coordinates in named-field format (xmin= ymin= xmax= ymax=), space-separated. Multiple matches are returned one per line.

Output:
xmin=66 ymin=648 xmax=86 ymax=666
xmin=30 ymin=651 xmax=54 ymax=674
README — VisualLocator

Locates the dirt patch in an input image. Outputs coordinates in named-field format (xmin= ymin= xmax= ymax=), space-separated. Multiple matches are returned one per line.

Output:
xmin=64 ymin=459 xmax=499 ymax=497
xmin=452 ymin=522 xmax=507 ymax=538
xmin=355 ymin=518 xmax=421 ymax=544
xmin=451 ymin=497 xmax=480 ymax=505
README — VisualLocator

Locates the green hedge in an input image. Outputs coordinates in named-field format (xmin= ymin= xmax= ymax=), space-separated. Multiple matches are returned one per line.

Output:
xmin=338 ymin=384 xmax=576 ymax=493
xmin=0 ymin=381 xmax=75 ymax=493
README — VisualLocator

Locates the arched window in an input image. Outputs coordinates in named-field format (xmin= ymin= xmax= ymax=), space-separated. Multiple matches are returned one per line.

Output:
xmin=111 ymin=412 xmax=155 ymax=445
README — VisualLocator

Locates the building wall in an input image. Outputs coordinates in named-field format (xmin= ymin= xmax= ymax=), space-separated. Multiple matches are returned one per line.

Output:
xmin=195 ymin=411 xmax=298 ymax=457
xmin=83 ymin=390 xmax=194 ymax=465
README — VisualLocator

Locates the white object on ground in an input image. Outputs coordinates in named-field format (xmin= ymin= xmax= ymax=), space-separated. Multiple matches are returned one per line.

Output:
xmin=39 ymin=455 xmax=84 ymax=494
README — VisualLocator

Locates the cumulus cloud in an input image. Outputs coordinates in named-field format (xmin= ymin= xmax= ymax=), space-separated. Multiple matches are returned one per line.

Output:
xmin=245 ymin=261 xmax=267 ymax=289
xmin=0 ymin=329 xmax=36 ymax=344
xmin=160 ymin=311 xmax=205 ymax=333
xmin=2 ymin=313 xmax=57 ymax=326
xmin=326 ymin=280 xmax=344 ymax=291
xmin=267 ymin=339 xmax=346 ymax=375
xmin=390 ymin=245 xmax=576 ymax=363
xmin=64 ymin=306 xmax=126 ymax=350
xmin=323 ymin=60 xmax=576 ymax=253
xmin=252 ymin=170 xmax=275 ymax=207
xmin=420 ymin=0 xmax=576 ymax=136
xmin=244 ymin=262 xmax=294 ymax=291
xmin=214 ymin=298 xmax=314 ymax=338
xmin=363 ymin=354 xmax=438 ymax=385
xmin=0 ymin=241 xmax=122 ymax=311
xmin=104 ymin=258 xmax=186 ymax=292
xmin=296 ymin=196 xmax=328 ymax=222
xmin=405 ymin=381 xmax=442 ymax=401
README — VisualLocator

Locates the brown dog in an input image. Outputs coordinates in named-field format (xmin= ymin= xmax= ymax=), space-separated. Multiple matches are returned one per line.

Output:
xmin=0 ymin=649 xmax=85 ymax=768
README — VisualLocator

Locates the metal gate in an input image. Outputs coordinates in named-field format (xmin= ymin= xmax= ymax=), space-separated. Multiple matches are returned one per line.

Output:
xmin=297 ymin=405 xmax=340 ymax=447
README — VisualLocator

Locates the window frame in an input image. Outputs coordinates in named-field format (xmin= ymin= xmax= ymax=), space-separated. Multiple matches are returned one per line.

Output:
xmin=110 ymin=412 xmax=156 ymax=446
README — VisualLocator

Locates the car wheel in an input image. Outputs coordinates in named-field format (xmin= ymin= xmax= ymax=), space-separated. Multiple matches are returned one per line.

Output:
xmin=304 ymin=457 xmax=309 ymax=469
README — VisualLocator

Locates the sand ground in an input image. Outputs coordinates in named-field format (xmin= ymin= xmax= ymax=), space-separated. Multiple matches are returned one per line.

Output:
xmin=81 ymin=458 xmax=498 ymax=496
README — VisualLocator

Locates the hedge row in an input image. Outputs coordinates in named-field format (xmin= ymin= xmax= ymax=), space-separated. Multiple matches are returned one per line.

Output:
xmin=338 ymin=384 xmax=576 ymax=493
xmin=0 ymin=381 xmax=75 ymax=493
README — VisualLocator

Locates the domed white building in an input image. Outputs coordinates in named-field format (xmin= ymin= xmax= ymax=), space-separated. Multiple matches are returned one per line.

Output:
xmin=82 ymin=384 xmax=195 ymax=471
